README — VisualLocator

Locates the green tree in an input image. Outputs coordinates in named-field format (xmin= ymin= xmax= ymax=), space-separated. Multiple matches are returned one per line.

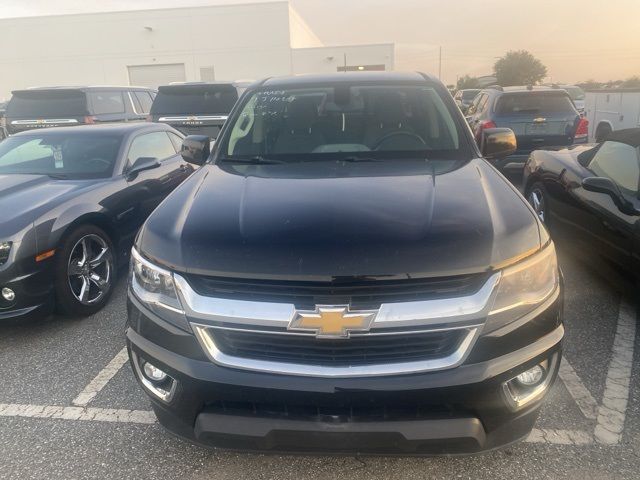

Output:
xmin=456 ymin=75 xmax=481 ymax=90
xmin=494 ymin=50 xmax=547 ymax=86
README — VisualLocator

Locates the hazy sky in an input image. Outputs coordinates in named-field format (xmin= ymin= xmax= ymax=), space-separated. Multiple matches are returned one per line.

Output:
xmin=1 ymin=0 xmax=638 ymax=84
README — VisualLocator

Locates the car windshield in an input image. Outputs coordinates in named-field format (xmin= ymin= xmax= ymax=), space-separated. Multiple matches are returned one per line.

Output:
xmin=6 ymin=90 xmax=88 ymax=117
xmin=151 ymin=84 xmax=239 ymax=115
xmin=563 ymin=86 xmax=586 ymax=101
xmin=495 ymin=92 xmax=576 ymax=115
xmin=221 ymin=84 xmax=465 ymax=161
xmin=0 ymin=133 xmax=122 ymax=179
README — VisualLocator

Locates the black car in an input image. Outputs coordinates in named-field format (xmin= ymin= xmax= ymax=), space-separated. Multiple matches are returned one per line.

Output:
xmin=5 ymin=86 xmax=156 ymax=135
xmin=0 ymin=123 xmax=194 ymax=321
xmin=127 ymin=72 xmax=563 ymax=454
xmin=453 ymin=88 xmax=480 ymax=112
xmin=149 ymin=82 xmax=247 ymax=139
xmin=523 ymin=128 xmax=640 ymax=276
xmin=465 ymin=86 xmax=588 ymax=171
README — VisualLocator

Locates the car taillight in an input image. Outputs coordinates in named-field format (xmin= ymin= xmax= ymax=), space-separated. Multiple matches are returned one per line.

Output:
xmin=475 ymin=120 xmax=497 ymax=142
xmin=575 ymin=118 xmax=588 ymax=140
xmin=83 ymin=115 xmax=96 ymax=124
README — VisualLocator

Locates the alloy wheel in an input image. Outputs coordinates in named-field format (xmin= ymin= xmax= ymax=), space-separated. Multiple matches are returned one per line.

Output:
xmin=67 ymin=234 xmax=113 ymax=305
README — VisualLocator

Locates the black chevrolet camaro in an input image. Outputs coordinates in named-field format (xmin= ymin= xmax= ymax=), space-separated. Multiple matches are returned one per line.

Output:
xmin=0 ymin=123 xmax=196 ymax=321
xmin=524 ymin=128 xmax=640 ymax=278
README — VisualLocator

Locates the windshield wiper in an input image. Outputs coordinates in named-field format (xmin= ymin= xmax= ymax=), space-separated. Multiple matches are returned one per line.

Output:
xmin=341 ymin=156 xmax=384 ymax=163
xmin=219 ymin=156 xmax=287 ymax=165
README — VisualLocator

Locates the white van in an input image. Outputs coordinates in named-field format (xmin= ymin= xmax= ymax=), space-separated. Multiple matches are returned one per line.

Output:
xmin=585 ymin=88 xmax=640 ymax=142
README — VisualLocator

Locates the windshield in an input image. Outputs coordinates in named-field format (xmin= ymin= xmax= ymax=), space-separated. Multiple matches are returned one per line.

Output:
xmin=0 ymin=134 xmax=122 ymax=178
xmin=495 ymin=92 xmax=577 ymax=115
xmin=151 ymin=85 xmax=239 ymax=115
xmin=222 ymin=84 xmax=465 ymax=161
xmin=7 ymin=91 xmax=88 ymax=117
xmin=563 ymin=86 xmax=586 ymax=101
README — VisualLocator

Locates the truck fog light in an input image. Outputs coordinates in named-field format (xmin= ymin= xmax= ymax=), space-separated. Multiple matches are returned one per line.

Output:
xmin=143 ymin=361 xmax=168 ymax=382
xmin=502 ymin=355 xmax=558 ymax=411
xmin=516 ymin=365 xmax=545 ymax=386
xmin=2 ymin=287 xmax=15 ymax=302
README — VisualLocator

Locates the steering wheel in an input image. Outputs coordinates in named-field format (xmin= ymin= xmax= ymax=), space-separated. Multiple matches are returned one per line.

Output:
xmin=373 ymin=131 xmax=427 ymax=151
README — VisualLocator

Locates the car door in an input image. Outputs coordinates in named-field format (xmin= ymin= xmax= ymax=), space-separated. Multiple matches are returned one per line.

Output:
xmin=114 ymin=130 xmax=193 ymax=247
xmin=571 ymin=140 xmax=640 ymax=268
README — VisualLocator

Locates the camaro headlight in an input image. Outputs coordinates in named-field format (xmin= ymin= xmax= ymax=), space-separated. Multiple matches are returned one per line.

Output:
xmin=485 ymin=242 xmax=559 ymax=333
xmin=130 ymin=247 xmax=190 ymax=331
xmin=0 ymin=242 xmax=12 ymax=266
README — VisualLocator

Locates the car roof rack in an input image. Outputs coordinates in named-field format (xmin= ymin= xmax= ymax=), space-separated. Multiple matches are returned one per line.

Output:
xmin=485 ymin=85 xmax=503 ymax=91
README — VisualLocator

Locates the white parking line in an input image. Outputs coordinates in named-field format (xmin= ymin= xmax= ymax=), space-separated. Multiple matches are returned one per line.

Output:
xmin=0 ymin=403 xmax=156 ymax=424
xmin=594 ymin=299 xmax=636 ymax=445
xmin=72 ymin=348 xmax=129 ymax=407
xmin=559 ymin=359 xmax=599 ymax=420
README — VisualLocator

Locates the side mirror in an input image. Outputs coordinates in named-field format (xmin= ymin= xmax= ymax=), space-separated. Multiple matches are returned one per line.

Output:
xmin=582 ymin=177 xmax=640 ymax=216
xmin=481 ymin=128 xmax=517 ymax=160
xmin=127 ymin=156 xmax=160 ymax=177
xmin=181 ymin=135 xmax=210 ymax=166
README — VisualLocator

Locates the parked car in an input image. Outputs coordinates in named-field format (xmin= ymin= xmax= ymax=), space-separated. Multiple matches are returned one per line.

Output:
xmin=523 ymin=128 xmax=640 ymax=277
xmin=149 ymin=82 xmax=248 ymax=139
xmin=557 ymin=85 xmax=586 ymax=114
xmin=0 ymin=123 xmax=195 ymax=322
xmin=127 ymin=72 xmax=563 ymax=454
xmin=584 ymin=88 xmax=640 ymax=142
xmin=4 ymin=86 xmax=156 ymax=135
xmin=465 ymin=85 xmax=588 ymax=171
xmin=453 ymin=88 xmax=480 ymax=113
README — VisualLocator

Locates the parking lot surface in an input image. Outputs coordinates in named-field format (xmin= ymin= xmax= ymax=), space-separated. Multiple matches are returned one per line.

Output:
xmin=0 ymin=245 xmax=638 ymax=480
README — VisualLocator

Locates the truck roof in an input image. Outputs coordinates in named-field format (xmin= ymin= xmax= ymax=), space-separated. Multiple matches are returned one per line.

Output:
xmin=260 ymin=72 xmax=438 ymax=88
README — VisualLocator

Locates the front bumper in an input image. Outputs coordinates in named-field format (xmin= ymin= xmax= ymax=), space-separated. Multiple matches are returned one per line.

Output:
xmin=126 ymin=291 xmax=563 ymax=454
xmin=0 ymin=259 xmax=55 ymax=322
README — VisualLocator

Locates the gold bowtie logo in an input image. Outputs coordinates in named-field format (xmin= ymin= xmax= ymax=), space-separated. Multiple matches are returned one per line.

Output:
xmin=289 ymin=306 xmax=376 ymax=338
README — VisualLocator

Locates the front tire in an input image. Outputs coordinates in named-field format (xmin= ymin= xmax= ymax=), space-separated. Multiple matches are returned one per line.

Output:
xmin=526 ymin=182 xmax=549 ymax=225
xmin=54 ymin=225 xmax=116 ymax=317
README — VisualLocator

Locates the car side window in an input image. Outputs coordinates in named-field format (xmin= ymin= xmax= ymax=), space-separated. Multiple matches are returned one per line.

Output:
xmin=127 ymin=132 xmax=177 ymax=166
xmin=476 ymin=94 xmax=489 ymax=113
xmin=466 ymin=93 xmax=484 ymax=115
xmin=589 ymin=141 xmax=640 ymax=195
xmin=167 ymin=132 xmax=184 ymax=153
xmin=134 ymin=92 xmax=154 ymax=114
xmin=89 ymin=91 xmax=126 ymax=115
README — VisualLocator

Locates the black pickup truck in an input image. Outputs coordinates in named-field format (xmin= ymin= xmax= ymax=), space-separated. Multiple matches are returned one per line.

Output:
xmin=126 ymin=72 xmax=563 ymax=454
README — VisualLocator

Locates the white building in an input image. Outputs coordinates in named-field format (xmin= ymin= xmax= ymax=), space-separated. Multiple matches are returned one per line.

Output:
xmin=0 ymin=1 xmax=394 ymax=100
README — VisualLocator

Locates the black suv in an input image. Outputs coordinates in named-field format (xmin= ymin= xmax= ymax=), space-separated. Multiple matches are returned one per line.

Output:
xmin=5 ymin=86 xmax=156 ymax=135
xmin=465 ymin=86 xmax=587 ymax=171
xmin=127 ymin=72 xmax=563 ymax=454
xmin=149 ymin=82 xmax=247 ymax=139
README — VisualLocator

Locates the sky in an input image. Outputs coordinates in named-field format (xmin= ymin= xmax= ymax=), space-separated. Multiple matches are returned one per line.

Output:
xmin=1 ymin=0 xmax=638 ymax=85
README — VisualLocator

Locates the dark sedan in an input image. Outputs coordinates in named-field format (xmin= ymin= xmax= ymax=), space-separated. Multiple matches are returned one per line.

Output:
xmin=0 ymin=123 xmax=196 ymax=322
xmin=523 ymin=128 xmax=640 ymax=276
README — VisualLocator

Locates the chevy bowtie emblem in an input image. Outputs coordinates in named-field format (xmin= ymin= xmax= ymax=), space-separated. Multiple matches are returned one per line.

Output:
xmin=289 ymin=306 xmax=376 ymax=338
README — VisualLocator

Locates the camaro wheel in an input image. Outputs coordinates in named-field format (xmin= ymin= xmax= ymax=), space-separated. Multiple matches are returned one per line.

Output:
xmin=527 ymin=183 xmax=548 ymax=224
xmin=54 ymin=225 xmax=116 ymax=316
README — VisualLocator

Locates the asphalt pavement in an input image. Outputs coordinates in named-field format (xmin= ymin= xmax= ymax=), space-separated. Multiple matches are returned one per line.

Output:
xmin=0 ymin=245 xmax=638 ymax=480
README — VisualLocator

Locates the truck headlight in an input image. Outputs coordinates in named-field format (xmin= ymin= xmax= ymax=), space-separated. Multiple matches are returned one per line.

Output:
xmin=130 ymin=247 xmax=189 ymax=331
xmin=0 ymin=242 xmax=12 ymax=266
xmin=485 ymin=243 xmax=559 ymax=333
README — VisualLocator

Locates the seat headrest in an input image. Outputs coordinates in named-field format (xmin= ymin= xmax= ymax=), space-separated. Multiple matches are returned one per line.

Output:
xmin=285 ymin=97 xmax=318 ymax=132
xmin=374 ymin=93 xmax=406 ymax=127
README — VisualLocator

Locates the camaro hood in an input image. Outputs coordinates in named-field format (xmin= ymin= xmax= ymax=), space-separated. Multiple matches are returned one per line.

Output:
xmin=139 ymin=159 xmax=542 ymax=281
xmin=0 ymin=174 xmax=101 ymax=236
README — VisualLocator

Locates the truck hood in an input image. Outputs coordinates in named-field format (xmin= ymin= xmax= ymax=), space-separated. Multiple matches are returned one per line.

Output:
xmin=139 ymin=159 xmax=541 ymax=281
xmin=0 ymin=174 xmax=101 ymax=236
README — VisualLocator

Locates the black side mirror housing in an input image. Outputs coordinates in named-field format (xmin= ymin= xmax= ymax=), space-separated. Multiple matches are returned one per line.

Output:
xmin=582 ymin=177 xmax=640 ymax=216
xmin=481 ymin=128 xmax=517 ymax=160
xmin=127 ymin=156 xmax=160 ymax=177
xmin=181 ymin=135 xmax=210 ymax=166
